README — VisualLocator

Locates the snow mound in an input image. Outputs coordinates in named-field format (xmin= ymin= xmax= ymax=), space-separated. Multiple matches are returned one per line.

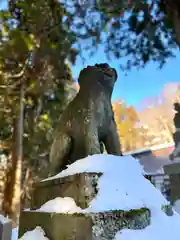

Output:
xmin=43 ymin=154 xmax=167 ymax=212
xmin=114 ymin=209 xmax=180 ymax=240
xmin=36 ymin=197 xmax=82 ymax=213
xmin=20 ymin=154 xmax=180 ymax=240
xmin=0 ymin=214 xmax=11 ymax=224
xmin=11 ymin=228 xmax=18 ymax=240
xmin=19 ymin=226 xmax=49 ymax=240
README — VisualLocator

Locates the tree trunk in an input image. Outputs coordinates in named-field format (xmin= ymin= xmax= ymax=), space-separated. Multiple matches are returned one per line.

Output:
xmin=2 ymin=119 xmax=19 ymax=223
xmin=2 ymin=84 xmax=24 ymax=224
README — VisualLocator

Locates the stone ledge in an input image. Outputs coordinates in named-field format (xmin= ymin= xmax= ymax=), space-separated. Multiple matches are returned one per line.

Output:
xmin=18 ymin=208 xmax=150 ymax=240
xmin=19 ymin=211 xmax=92 ymax=240
xmin=164 ymin=162 xmax=180 ymax=175
xmin=0 ymin=217 xmax=12 ymax=240
xmin=31 ymin=172 xmax=102 ymax=209
xmin=163 ymin=162 xmax=180 ymax=203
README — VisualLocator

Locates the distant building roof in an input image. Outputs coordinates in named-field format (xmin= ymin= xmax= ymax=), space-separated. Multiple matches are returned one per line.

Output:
xmin=123 ymin=143 xmax=176 ymax=175
xmin=123 ymin=143 xmax=174 ymax=156
xmin=136 ymin=155 xmax=170 ymax=175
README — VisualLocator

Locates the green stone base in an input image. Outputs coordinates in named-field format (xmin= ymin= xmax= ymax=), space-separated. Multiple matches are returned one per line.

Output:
xmin=31 ymin=172 xmax=102 ymax=209
xmin=18 ymin=208 xmax=150 ymax=240
xmin=19 ymin=211 xmax=92 ymax=240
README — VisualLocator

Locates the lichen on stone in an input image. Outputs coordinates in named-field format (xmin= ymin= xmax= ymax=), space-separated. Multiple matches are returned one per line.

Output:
xmin=161 ymin=204 xmax=174 ymax=216
xmin=90 ymin=208 xmax=150 ymax=240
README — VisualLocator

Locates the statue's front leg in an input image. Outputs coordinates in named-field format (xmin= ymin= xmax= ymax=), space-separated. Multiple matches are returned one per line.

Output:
xmin=85 ymin=134 xmax=101 ymax=155
xmin=103 ymin=119 xmax=122 ymax=155
xmin=49 ymin=133 xmax=72 ymax=176
xmin=72 ymin=130 xmax=101 ymax=161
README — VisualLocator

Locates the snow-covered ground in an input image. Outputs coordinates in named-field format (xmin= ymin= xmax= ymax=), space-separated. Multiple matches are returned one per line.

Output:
xmin=173 ymin=199 xmax=180 ymax=214
xmin=12 ymin=228 xmax=18 ymax=240
xmin=10 ymin=154 xmax=180 ymax=239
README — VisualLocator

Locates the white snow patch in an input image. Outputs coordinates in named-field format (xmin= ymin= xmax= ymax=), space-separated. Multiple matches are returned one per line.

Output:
xmin=11 ymin=228 xmax=18 ymax=240
xmin=36 ymin=197 xmax=82 ymax=213
xmin=19 ymin=226 xmax=49 ymax=240
xmin=42 ymin=154 xmax=167 ymax=212
xmin=0 ymin=214 xmax=11 ymax=224
xmin=114 ymin=209 xmax=180 ymax=240
xmin=14 ymin=154 xmax=180 ymax=240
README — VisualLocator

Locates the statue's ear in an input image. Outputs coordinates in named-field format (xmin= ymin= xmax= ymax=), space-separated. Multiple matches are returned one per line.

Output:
xmin=78 ymin=66 xmax=92 ymax=87
xmin=78 ymin=69 xmax=85 ymax=86
xmin=78 ymin=65 xmax=101 ymax=87
xmin=95 ymin=63 xmax=118 ymax=82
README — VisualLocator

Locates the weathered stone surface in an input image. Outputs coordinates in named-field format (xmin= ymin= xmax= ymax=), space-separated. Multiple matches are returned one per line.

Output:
xmin=19 ymin=211 xmax=92 ymax=240
xmin=91 ymin=208 xmax=150 ymax=240
xmin=161 ymin=204 xmax=174 ymax=216
xmin=31 ymin=172 xmax=102 ymax=210
xmin=18 ymin=208 xmax=150 ymax=240
xmin=164 ymin=162 xmax=180 ymax=175
xmin=0 ymin=215 xmax=12 ymax=240
xmin=48 ymin=63 xmax=122 ymax=177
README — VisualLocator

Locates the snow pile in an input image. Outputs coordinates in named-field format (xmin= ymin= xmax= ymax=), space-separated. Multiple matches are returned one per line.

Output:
xmin=19 ymin=154 xmax=180 ymax=240
xmin=43 ymin=154 xmax=167 ymax=212
xmin=36 ymin=197 xmax=82 ymax=213
xmin=115 ymin=209 xmax=180 ymax=240
xmin=11 ymin=228 xmax=18 ymax=240
xmin=0 ymin=214 xmax=11 ymax=224
xmin=19 ymin=226 xmax=49 ymax=240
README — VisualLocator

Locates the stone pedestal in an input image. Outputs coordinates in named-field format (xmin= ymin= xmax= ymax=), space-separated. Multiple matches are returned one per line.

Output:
xmin=31 ymin=172 xmax=102 ymax=210
xmin=19 ymin=209 xmax=150 ymax=240
xmin=0 ymin=215 xmax=12 ymax=240
xmin=19 ymin=172 xmax=151 ymax=240
xmin=164 ymin=162 xmax=180 ymax=204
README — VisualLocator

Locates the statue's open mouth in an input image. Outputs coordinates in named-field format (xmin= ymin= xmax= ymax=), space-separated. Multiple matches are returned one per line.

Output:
xmin=85 ymin=63 xmax=117 ymax=80
xmin=103 ymin=68 xmax=117 ymax=80
xmin=99 ymin=67 xmax=115 ymax=77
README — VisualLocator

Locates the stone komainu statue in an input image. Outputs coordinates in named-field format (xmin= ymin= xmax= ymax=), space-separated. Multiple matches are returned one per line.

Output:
xmin=49 ymin=63 xmax=122 ymax=176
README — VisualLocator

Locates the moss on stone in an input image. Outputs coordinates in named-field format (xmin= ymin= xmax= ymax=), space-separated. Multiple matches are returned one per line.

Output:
xmin=19 ymin=208 xmax=151 ymax=240
xmin=90 ymin=208 xmax=150 ymax=239
xmin=161 ymin=204 xmax=174 ymax=216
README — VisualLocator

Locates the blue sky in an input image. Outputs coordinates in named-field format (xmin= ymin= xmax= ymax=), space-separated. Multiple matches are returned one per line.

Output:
xmin=1 ymin=0 xmax=180 ymax=107
xmin=0 ymin=1 xmax=7 ymax=9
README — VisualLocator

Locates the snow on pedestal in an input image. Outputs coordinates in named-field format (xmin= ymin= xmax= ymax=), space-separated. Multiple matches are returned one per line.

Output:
xmin=18 ymin=154 xmax=180 ymax=240
xmin=42 ymin=154 xmax=168 ymax=212
xmin=18 ymin=227 xmax=48 ymax=240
